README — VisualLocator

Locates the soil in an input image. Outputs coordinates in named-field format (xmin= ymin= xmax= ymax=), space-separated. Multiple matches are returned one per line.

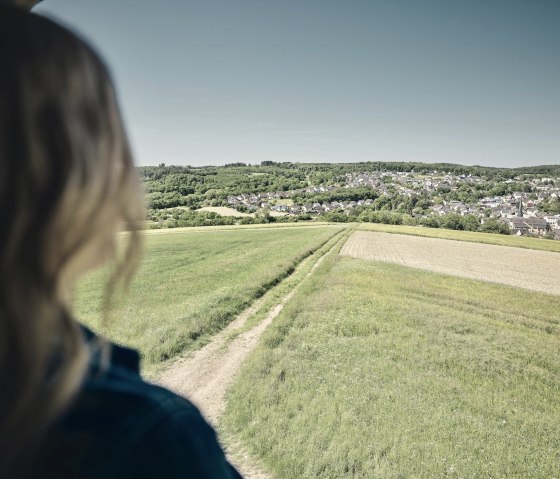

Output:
xmin=198 ymin=206 xmax=254 ymax=217
xmin=158 ymin=295 xmax=275 ymax=478
xmin=340 ymin=231 xmax=560 ymax=295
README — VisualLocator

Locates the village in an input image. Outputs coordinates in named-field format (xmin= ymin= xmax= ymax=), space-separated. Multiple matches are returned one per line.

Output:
xmin=226 ymin=170 xmax=560 ymax=238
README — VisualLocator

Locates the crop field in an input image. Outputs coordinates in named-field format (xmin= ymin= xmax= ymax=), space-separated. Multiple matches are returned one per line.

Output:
xmin=74 ymin=224 xmax=342 ymax=372
xmin=358 ymin=223 xmax=560 ymax=253
xmin=197 ymin=206 xmax=253 ymax=217
xmin=145 ymin=221 xmax=337 ymax=234
xmin=74 ymin=220 xmax=560 ymax=477
xmin=223 ymin=250 xmax=560 ymax=478
xmin=341 ymin=231 xmax=560 ymax=295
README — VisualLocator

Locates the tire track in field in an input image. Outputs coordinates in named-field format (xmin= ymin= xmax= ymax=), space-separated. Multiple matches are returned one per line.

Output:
xmin=157 ymin=228 xmax=349 ymax=479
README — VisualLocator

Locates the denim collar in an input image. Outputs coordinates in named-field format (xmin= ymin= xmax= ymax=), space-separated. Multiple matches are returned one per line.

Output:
xmin=80 ymin=324 xmax=141 ymax=376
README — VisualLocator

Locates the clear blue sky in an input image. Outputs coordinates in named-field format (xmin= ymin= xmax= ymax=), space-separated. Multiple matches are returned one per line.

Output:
xmin=36 ymin=0 xmax=559 ymax=168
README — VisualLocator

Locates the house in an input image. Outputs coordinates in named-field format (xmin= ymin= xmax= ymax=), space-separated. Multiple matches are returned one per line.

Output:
xmin=529 ymin=218 xmax=549 ymax=234
xmin=544 ymin=215 xmax=560 ymax=229
xmin=509 ymin=217 xmax=549 ymax=235
xmin=302 ymin=204 xmax=314 ymax=213
xmin=510 ymin=218 xmax=529 ymax=234
xmin=500 ymin=208 xmax=515 ymax=218
xmin=289 ymin=205 xmax=302 ymax=214
xmin=314 ymin=205 xmax=325 ymax=214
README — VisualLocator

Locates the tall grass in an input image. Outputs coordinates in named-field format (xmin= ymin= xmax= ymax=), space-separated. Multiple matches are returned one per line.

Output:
xmin=74 ymin=224 xmax=342 ymax=372
xmin=223 ymin=256 xmax=560 ymax=478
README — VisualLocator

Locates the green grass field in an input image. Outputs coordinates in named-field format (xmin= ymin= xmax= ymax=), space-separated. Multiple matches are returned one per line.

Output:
xmin=74 ymin=224 xmax=342 ymax=372
xmin=358 ymin=223 xmax=560 ymax=253
xmin=223 ymin=253 xmax=560 ymax=478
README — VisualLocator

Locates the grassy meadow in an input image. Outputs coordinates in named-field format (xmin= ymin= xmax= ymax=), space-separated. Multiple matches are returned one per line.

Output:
xmin=358 ymin=223 xmax=560 ymax=253
xmin=223 ymin=254 xmax=560 ymax=478
xmin=74 ymin=224 xmax=342 ymax=372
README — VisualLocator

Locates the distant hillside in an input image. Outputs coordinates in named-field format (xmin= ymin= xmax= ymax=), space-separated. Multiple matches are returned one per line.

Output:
xmin=141 ymin=161 xmax=560 ymax=236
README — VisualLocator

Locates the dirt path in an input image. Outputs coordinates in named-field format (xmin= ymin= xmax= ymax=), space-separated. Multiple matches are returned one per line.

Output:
xmin=341 ymin=231 xmax=560 ymax=295
xmin=157 ymin=236 xmax=337 ymax=478
xmin=158 ymin=296 xmax=276 ymax=478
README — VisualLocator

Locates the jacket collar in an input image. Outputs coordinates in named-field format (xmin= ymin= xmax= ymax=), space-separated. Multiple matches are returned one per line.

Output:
xmin=80 ymin=324 xmax=141 ymax=375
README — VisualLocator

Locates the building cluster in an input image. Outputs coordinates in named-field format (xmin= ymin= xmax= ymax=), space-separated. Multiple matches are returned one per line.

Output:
xmin=226 ymin=170 xmax=560 ymax=238
xmin=227 ymin=185 xmax=372 ymax=215
xmin=346 ymin=171 xmax=560 ymax=237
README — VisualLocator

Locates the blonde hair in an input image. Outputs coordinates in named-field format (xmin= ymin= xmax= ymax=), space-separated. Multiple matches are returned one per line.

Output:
xmin=0 ymin=6 xmax=145 ymax=472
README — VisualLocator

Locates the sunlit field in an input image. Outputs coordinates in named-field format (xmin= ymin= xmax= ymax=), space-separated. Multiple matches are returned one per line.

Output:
xmin=341 ymin=230 xmax=560 ymax=295
xmin=74 ymin=224 xmax=342 ymax=371
xmin=358 ymin=223 xmax=560 ymax=253
xmin=223 ymin=253 xmax=560 ymax=478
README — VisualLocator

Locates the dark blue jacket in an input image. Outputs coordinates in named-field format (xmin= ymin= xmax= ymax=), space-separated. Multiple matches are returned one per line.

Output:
xmin=33 ymin=327 xmax=243 ymax=478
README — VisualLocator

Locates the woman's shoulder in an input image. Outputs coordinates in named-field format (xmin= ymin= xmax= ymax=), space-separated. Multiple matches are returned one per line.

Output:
xmin=36 ymin=328 xmax=242 ymax=479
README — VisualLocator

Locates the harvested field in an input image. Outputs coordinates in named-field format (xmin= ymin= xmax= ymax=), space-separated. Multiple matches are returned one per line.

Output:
xmin=197 ymin=206 xmax=253 ymax=217
xmin=340 ymin=231 xmax=560 ymax=295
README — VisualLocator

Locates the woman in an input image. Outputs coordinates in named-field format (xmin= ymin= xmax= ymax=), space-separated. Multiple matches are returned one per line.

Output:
xmin=0 ymin=5 xmax=242 ymax=478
